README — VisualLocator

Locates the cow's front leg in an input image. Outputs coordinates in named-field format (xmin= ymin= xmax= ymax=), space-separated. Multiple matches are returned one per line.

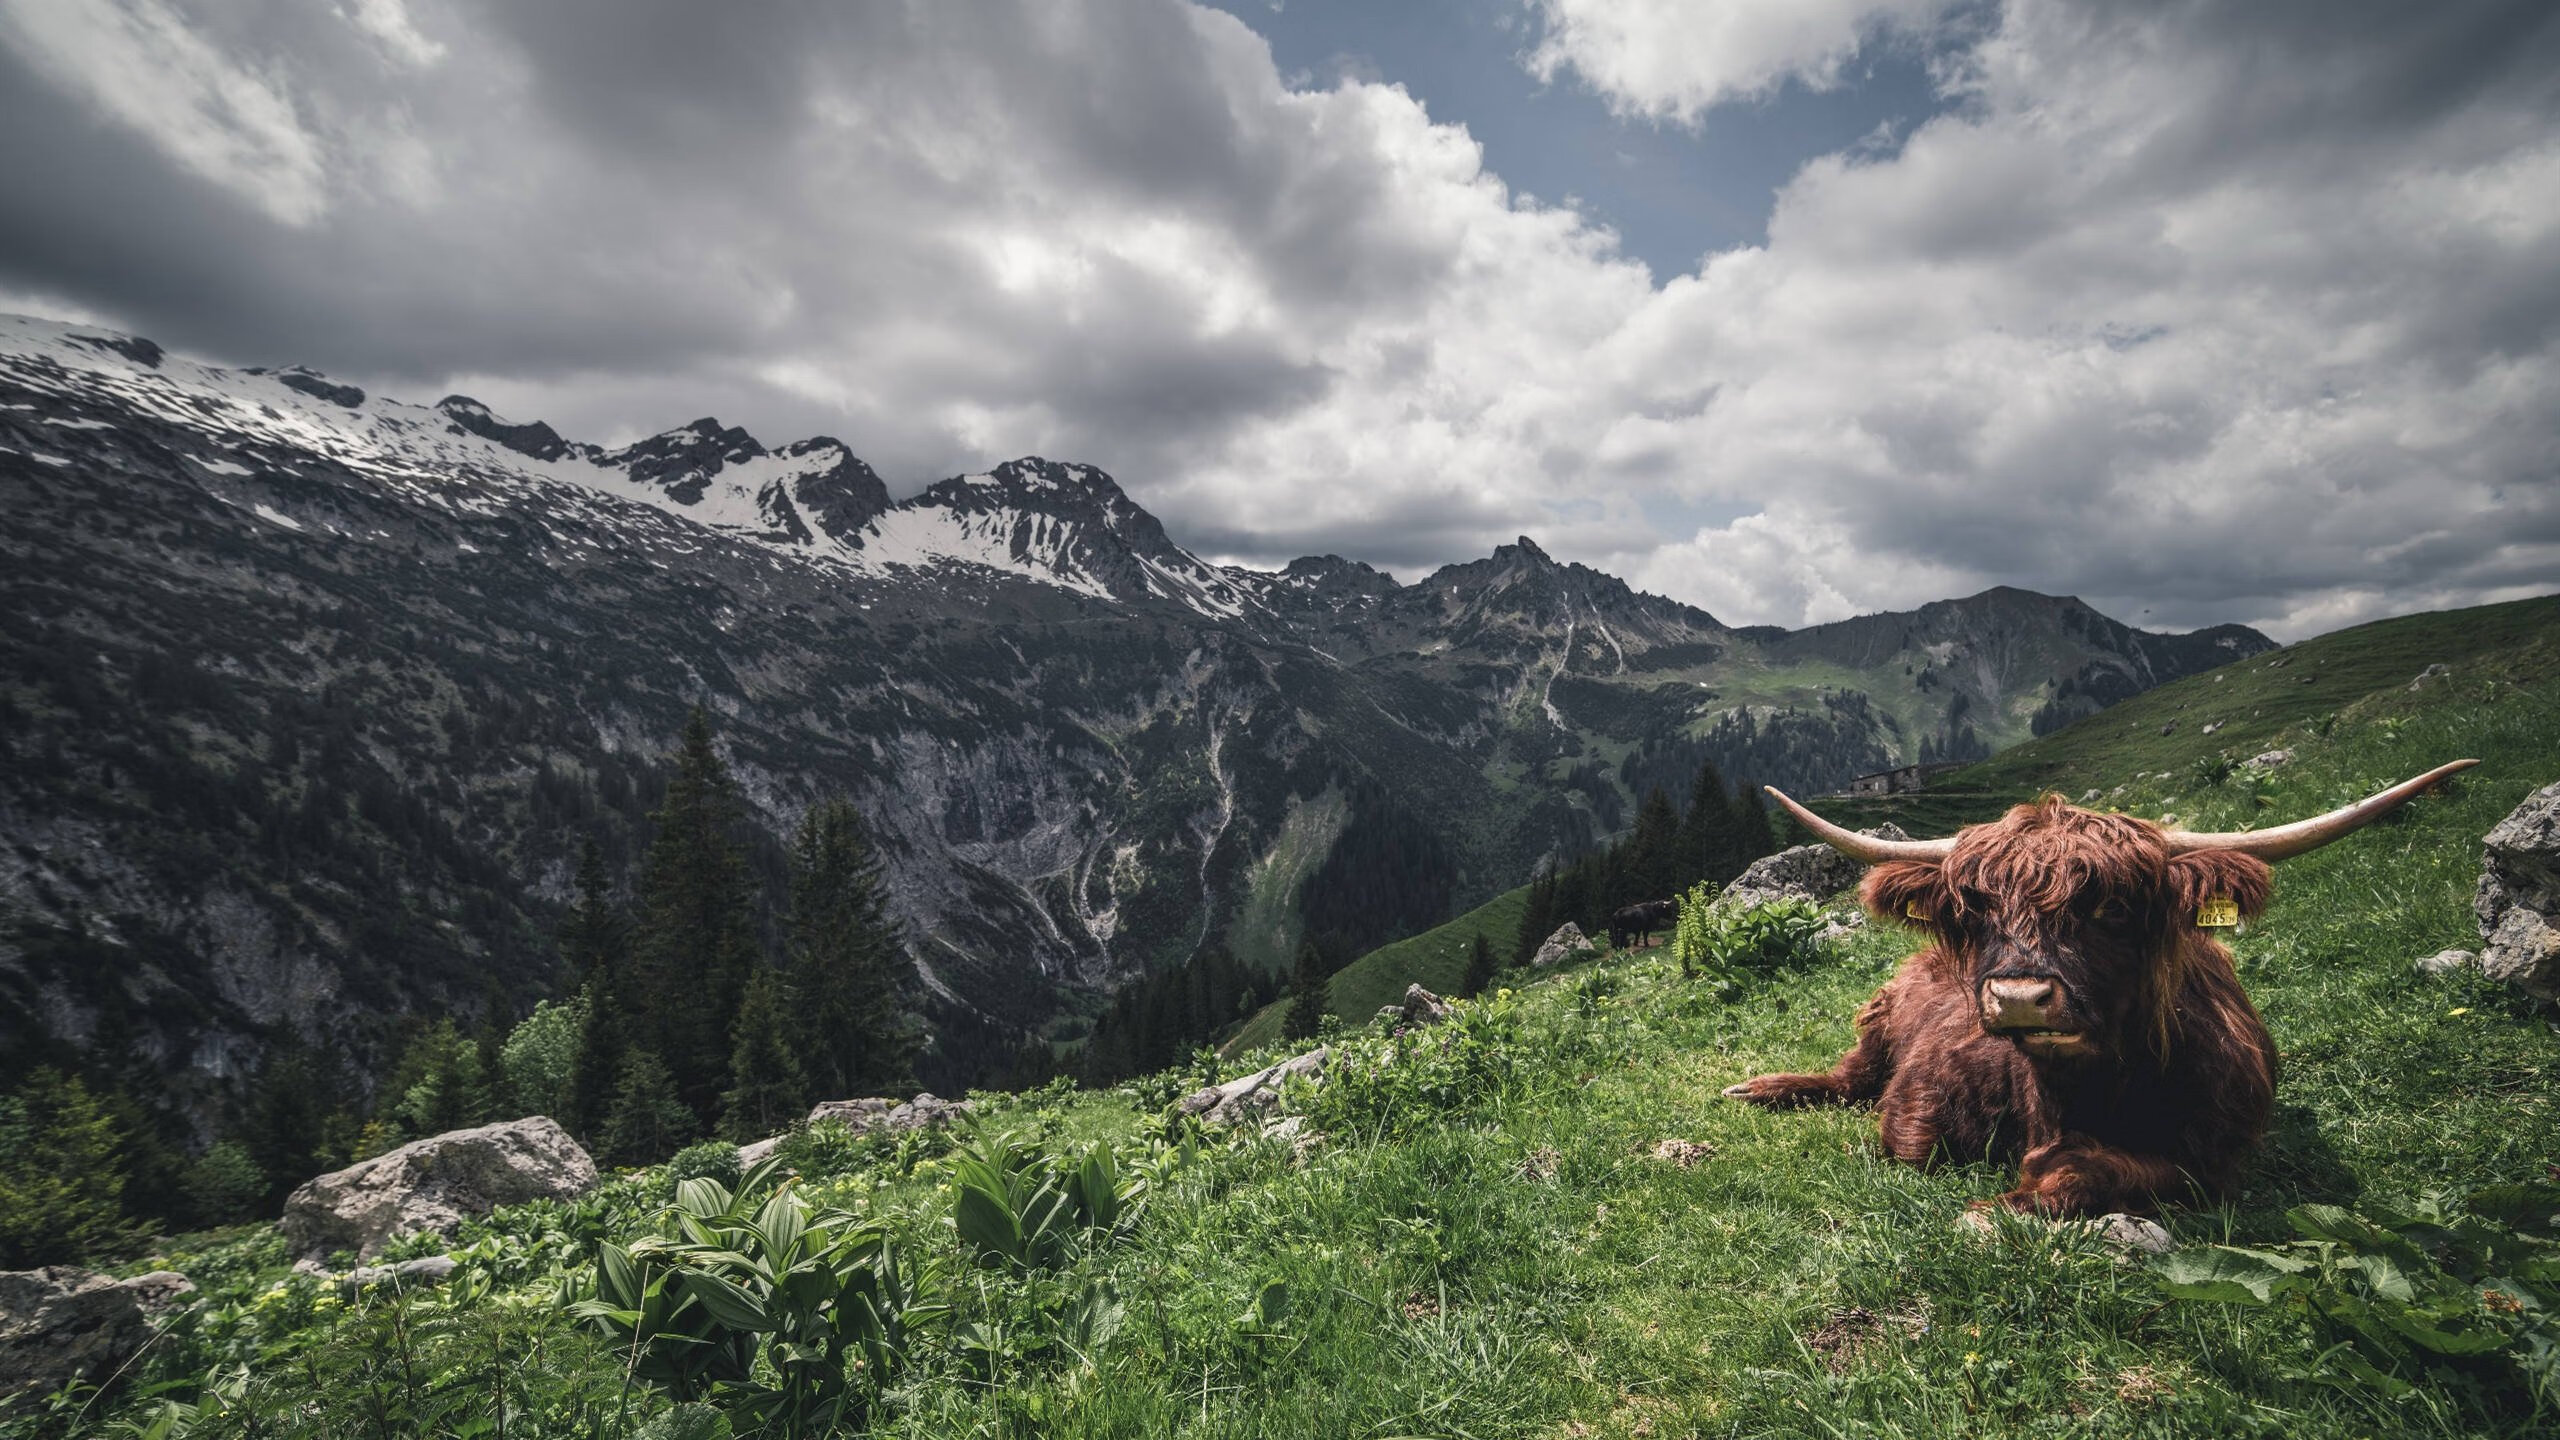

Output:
xmin=2002 ymin=1138 xmax=2192 ymax=1216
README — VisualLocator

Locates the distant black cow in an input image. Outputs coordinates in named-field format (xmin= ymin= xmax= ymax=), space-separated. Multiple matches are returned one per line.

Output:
xmin=1609 ymin=899 xmax=1678 ymax=951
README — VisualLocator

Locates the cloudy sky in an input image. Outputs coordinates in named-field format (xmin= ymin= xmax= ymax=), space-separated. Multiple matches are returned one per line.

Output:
xmin=1 ymin=0 xmax=2553 ymax=639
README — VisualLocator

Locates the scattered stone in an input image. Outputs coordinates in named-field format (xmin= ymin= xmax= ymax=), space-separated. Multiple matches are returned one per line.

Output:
xmin=1176 ymin=1045 xmax=1328 ymax=1126
xmin=2409 ymin=663 xmax=2453 ymax=692
xmin=2415 ymin=948 xmax=2479 ymax=978
xmin=1719 ymin=826 xmax=1908 ymax=911
xmin=281 ymin=1116 xmax=598 ymax=1262
xmin=2200 ymin=722 xmax=2221 ymax=735
xmin=117 ymin=1272 xmax=194 ymax=1318
xmin=1646 ymin=1138 xmax=1714 ymax=1169
xmin=0 ymin=1267 xmax=149 ymax=1401
xmin=805 ymin=1097 xmax=898 ymax=1131
xmin=2475 ymin=781 xmax=2560 ymax=1002
xmin=1530 ymin=922 xmax=1597 ymax=968
xmin=743 ymin=1093 xmax=975 ymax=1168
xmin=2159 ymin=722 xmax=2177 ymax=736
xmin=1393 ymin=984 xmax=1451 ymax=1027
xmin=342 ymin=1255 xmax=459 ymax=1297
xmin=2246 ymin=749 xmax=2294 ymax=770
xmin=2090 ymin=1213 xmax=2175 ymax=1255
xmin=736 ymin=1135 xmax=783 ymax=1168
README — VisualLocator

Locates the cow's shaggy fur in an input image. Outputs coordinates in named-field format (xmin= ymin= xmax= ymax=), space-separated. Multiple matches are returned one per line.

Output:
xmin=1725 ymin=797 xmax=2277 ymax=1215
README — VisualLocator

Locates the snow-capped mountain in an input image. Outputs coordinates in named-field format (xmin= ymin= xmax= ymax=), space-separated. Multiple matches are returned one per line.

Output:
xmin=0 ymin=313 xmax=2269 ymax=1105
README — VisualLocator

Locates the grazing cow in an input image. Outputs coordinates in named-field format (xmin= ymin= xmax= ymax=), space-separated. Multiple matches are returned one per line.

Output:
xmin=1610 ymin=898 xmax=1678 ymax=951
xmin=1722 ymin=760 xmax=2475 ymax=1216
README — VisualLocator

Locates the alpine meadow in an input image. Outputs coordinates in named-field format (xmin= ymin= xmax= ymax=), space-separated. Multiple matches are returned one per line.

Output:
xmin=1 ymin=2 xmax=2555 ymax=1437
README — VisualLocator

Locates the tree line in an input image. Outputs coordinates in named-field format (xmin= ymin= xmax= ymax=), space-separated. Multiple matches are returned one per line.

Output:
xmin=0 ymin=708 xmax=919 ymax=1266
xmin=1511 ymin=759 xmax=1779 ymax=964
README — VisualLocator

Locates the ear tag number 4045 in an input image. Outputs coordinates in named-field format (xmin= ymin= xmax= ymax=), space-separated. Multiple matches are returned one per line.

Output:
xmin=2196 ymin=896 xmax=2241 ymax=929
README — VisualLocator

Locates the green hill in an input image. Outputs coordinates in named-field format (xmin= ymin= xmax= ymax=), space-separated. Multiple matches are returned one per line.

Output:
xmin=1224 ymin=883 xmax=1537 ymax=1054
xmin=15 ymin=593 xmax=2558 ymax=1438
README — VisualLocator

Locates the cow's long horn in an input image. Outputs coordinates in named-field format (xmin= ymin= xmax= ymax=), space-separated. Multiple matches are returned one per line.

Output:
xmin=2160 ymin=759 xmax=2479 ymax=860
xmin=1762 ymin=786 xmax=1957 ymax=863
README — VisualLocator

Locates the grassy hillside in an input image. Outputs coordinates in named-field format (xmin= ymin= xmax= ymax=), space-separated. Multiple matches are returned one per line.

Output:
xmin=15 ymin=596 xmax=2559 ymax=1439
xmin=1224 ymin=881 xmax=1536 ymax=1055
xmin=1818 ymin=593 xmax=2560 ymax=837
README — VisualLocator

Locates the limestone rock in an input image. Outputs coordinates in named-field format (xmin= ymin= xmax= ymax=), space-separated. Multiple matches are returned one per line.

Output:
xmin=2409 ymin=662 xmax=2452 ymax=692
xmin=2091 ymin=1213 xmax=2175 ymax=1255
xmin=1529 ymin=922 xmax=1596 ymax=968
xmin=740 ymin=1092 xmax=973 ymax=1168
xmin=1177 ymin=1046 xmax=1328 ymax=1127
xmin=0 ymin=1267 xmax=149 ymax=1401
xmin=1720 ymin=825 xmax=1909 ymax=911
xmin=280 ymin=1116 xmax=598 ymax=1262
xmin=2245 ymin=749 xmax=2294 ymax=770
xmin=2475 ymin=781 xmax=2560 ymax=1001
xmin=1393 ymin=984 xmax=1451 ymax=1028
xmin=342 ymin=1255 xmax=458 ymax=1297
xmin=2414 ymin=948 xmax=2479 ymax=978
xmin=117 ymin=1272 xmax=194 ymax=1318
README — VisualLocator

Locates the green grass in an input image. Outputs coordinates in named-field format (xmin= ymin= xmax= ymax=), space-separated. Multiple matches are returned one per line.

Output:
xmin=26 ymin=596 xmax=2560 ymax=1439
xmin=1225 ymin=882 xmax=1536 ymax=1055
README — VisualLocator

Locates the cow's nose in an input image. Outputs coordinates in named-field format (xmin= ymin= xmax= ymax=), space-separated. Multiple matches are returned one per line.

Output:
xmin=1982 ymin=977 xmax=2059 ymax=1029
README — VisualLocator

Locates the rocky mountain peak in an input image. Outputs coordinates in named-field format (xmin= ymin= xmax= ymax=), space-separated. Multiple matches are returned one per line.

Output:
xmin=437 ymin=395 xmax=586 ymax=463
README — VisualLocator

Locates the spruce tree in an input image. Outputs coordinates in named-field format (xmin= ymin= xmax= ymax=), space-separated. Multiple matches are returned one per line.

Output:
xmin=631 ymin=708 xmax=764 ymax=1122
xmin=1282 ymin=940 xmax=1328 ymax=1042
xmin=597 ymin=1048 xmax=696 ymax=1167
xmin=1627 ymin=786 xmax=1681 ymax=901
xmin=784 ymin=799 xmax=917 ymax=1099
xmin=1730 ymin=781 xmax=1779 ymax=868
xmin=1459 ymin=932 xmax=1497 ymax=998
xmin=1512 ymin=869 xmax=1556 ymax=967
xmin=721 ymin=967 xmax=809 ymax=1141
xmin=1679 ymin=761 xmax=1739 ymax=886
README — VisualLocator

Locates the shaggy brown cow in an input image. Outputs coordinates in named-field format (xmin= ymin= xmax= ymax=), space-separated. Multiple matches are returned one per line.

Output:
xmin=1722 ymin=760 xmax=2476 ymax=1216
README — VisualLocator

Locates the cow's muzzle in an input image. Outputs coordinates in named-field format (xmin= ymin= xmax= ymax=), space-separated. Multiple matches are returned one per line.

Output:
xmin=1979 ymin=976 xmax=2085 ymax=1049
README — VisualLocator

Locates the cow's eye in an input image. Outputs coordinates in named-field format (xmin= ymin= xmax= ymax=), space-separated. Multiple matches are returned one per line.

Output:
xmin=2090 ymin=898 xmax=2131 ymax=926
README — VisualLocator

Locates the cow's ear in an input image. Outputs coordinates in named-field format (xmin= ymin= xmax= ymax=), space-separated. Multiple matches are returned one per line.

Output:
xmin=2165 ymin=850 xmax=2273 ymax=926
xmin=1863 ymin=861 xmax=1949 ymax=928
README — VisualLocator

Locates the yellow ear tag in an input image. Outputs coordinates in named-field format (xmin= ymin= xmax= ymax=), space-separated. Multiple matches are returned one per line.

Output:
xmin=1904 ymin=901 xmax=1929 ymax=922
xmin=2196 ymin=896 xmax=2241 ymax=928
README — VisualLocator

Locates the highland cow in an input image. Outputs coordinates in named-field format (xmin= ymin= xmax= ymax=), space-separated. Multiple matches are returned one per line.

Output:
xmin=1723 ymin=760 xmax=2476 ymax=1216
xmin=1610 ymin=898 xmax=1678 ymax=951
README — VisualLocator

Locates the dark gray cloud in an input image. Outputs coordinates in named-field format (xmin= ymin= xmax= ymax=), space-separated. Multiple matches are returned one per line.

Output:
xmin=0 ymin=0 xmax=2551 ymax=638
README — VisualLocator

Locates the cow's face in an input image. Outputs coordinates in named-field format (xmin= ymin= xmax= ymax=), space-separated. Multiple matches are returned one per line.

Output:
xmin=1863 ymin=799 xmax=2272 ymax=1056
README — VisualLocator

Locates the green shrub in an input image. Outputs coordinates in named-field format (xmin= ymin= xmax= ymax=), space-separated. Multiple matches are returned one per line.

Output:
xmin=1308 ymin=989 xmax=1524 ymax=1139
xmin=1670 ymin=890 xmax=1828 ymax=993
xmin=0 ymin=1067 xmax=139 ymax=1267
xmin=565 ymin=1157 xmax=943 ymax=1437
xmin=183 ymin=1140 xmax=268 ymax=1228
xmin=2153 ymin=1182 xmax=2560 ymax=1403
xmin=2190 ymin=753 xmax=2238 ymax=787
xmin=665 ymin=1139 xmax=743 ymax=1195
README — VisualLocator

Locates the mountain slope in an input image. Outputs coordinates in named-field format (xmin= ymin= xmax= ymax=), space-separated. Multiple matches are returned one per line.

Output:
xmin=0 ymin=313 xmax=2268 ymax=1106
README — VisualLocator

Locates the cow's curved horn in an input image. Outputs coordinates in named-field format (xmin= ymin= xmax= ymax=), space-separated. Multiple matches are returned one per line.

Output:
xmin=1762 ymin=786 xmax=1957 ymax=863
xmin=2161 ymin=759 xmax=2479 ymax=861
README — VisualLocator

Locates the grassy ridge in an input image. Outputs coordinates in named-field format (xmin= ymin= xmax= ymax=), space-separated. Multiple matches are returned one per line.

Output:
xmin=1223 ymin=882 xmax=1534 ymax=1055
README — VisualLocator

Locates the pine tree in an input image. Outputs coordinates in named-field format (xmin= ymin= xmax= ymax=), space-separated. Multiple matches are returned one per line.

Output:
xmin=1679 ymin=761 xmax=1739 ymax=886
xmin=1282 ymin=940 xmax=1328 ymax=1042
xmin=784 ymin=799 xmax=918 ymax=1099
xmin=597 ymin=1048 xmax=696 ymax=1167
xmin=1459 ymin=932 xmax=1497 ymax=998
xmin=1730 ymin=781 xmax=1779 ymax=868
xmin=1627 ymin=786 xmax=1681 ymax=901
xmin=631 ymin=708 xmax=764 ymax=1122
xmin=563 ymin=838 xmax=633 ymax=1140
xmin=1512 ymin=868 xmax=1557 ymax=967
xmin=0 ymin=1068 xmax=137 ymax=1267
xmin=721 ymin=967 xmax=809 ymax=1141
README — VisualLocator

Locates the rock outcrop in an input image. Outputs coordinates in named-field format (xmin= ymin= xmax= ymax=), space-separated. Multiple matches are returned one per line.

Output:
xmin=1378 ymin=983 xmax=1452 ymax=1029
xmin=1177 ymin=1047 xmax=1329 ymax=1127
xmin=1719 ymin=825 xmax=1911 ymax=911
xmin=0 ymin=1267 xmax=151 ymax=1400
xmin=280 ymin=1117 xmax=598 ymax=1261
xmin=1530 ymin=922 xmax=1596 ymax=968
xmin=738 ymin=1092 xmax=975 ymax=1167
xmin=2476 ymin=781 xmax=2560 ymax=1001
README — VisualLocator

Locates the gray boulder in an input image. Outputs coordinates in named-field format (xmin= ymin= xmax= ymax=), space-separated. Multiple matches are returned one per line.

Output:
xmin=2409 ymin=663 xmax=2453 ymax=692
xmin=0 ymin=1267 xmax=149 ymax=1400
xmin=2245 ymin=749 xmax=2295 ymax=770
xmin=1530 ymin=922 xmax=1596 ymax=968
xmin=741 ymin=1092 xmax=974 ymax=1168
xmin=1379 ymin=984 xmax=1451 ymax=1029
xmin=281 ymin=1116 xmax=598 ymax=1261
xmin=1721 ymin=825 xmax=1911 ymax=911
xmin=2475 ymin=781 xmax=2560 ymax=1001
xmin=342 ymin=1255 xmax=459 ymax=1298
xmin=1177 ymin=1046 xmax=1328 ymax=1127
xmin=117 ymin=1271 xmax=194 ymax=1318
